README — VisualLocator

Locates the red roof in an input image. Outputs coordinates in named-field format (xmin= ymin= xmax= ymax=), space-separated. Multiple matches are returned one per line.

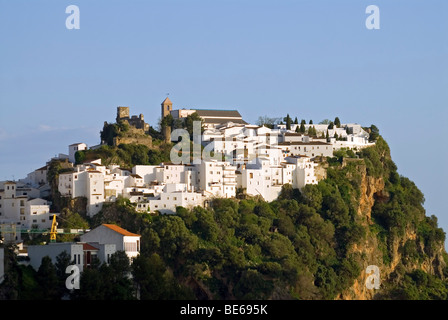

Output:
xmin=102 ymin=224 xmax=141 ymax=237
xmin=83 ymin=243 xmax=98 ymax=251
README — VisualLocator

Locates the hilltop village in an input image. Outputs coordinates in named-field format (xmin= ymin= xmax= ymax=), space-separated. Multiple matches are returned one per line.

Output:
xmin=1 ymin=98 xmax=375 ymax=226
xmin=0 ymin=98 xmax=376 ymax=274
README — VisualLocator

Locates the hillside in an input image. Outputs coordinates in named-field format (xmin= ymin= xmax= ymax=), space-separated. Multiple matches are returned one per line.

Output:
xmin=75 ymin=136 xmax=448 ymax=299
xmin=2 ymin=136 xmax=446 ymax=300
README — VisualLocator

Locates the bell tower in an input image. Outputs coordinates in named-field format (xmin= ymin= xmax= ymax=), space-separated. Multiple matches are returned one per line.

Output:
xmin=161 ymin=97 xmax=173 ymax=119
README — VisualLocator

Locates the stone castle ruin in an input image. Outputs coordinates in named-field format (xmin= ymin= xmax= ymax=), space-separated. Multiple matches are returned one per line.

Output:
xmin=116 ymin=106 xmax=150 ymax=133
xmin=113 ymin=106 xmax=152 ymax=148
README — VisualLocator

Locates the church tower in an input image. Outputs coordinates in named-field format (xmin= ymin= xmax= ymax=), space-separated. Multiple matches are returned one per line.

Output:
xmin=161 ymin=97 xmax=173 ymax=119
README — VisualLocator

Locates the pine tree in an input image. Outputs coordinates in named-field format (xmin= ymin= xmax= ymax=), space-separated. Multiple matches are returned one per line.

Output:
xmin=285 ymin=114 xmax=292 ymax=130
xmin=334 ymin=117 xmax=341 ymax=128
xmin=36 ymin=256 xmax=60 ymax=300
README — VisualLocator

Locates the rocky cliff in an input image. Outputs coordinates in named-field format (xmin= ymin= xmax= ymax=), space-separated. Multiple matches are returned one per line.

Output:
xmin=337 ymin=146 xmax=446 ymax=300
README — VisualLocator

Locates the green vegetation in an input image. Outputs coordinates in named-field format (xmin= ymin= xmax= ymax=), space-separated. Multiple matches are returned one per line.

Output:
xmin=161 ymin=112 xmax=204 ymax=137
xmin=1 ymin=135 xmax=446 ymax=300
xmin=75 ymin=143 xmax=172 ymax=168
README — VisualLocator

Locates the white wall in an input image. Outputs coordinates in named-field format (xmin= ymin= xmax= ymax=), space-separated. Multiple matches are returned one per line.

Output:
xmin=28 ymin=243 xmax=84 ymax=272
xmin=69 ymin=143 xmax=87 ymax=164
xmin=80 ymin=225 xmax=140 ymax=260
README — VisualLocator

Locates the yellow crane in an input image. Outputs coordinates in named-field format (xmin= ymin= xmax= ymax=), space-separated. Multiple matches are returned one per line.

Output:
xmin=0 ymin=214 xmax=85 ymax=243
xmin=50 ymin=214 xmax=58 ymax=242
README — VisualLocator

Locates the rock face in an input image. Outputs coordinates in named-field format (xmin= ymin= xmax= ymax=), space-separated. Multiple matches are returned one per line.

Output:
xmin=336 ymin=164 xmax=446 ymax=300
xmin=113 ymin=126 xmax=153 ymax=148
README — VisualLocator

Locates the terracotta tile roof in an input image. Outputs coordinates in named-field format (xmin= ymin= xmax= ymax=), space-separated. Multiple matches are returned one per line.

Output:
xmin=102 ymin=224 xmax=141 ymax=237
xmin=83 ymin=243 xmax=99 ymax=251
xmin=162 ymin=97 xmax=172 ymax=105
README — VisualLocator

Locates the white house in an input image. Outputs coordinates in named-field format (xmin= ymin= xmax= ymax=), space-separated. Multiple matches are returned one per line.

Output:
xmin=237 ymin=156 xmax=318 ymax=201
xmin=27 ymin=241 xmax=116 ymax=272
xmin=20 ymin=165 xmax=48 ymax=187
xmin=58 ymin=169 xmax=105 ymax=217
xmin=0 ymin=181 xmax=52 ymax=230
xmin=141 ymin=184 xmax=205 ymax=214
xmin=132 ymin=165 xmax=158 ymax=185
xmin=285 ymin=156 xmax=318 ymax=189
xmin=196 ymin=160 xmax=237 ymax=198
xmin=278 ymin=141 xmax=333 ymax=158
xmin=238 ymin=157 xmax=284 ymax=202
xmin=28 ymin=242 xmax=85 ymax=272
xmin=69 ymin=143 xmax=88 ymax=164
xmin=80 ymin=224 xmax=141 ymax=260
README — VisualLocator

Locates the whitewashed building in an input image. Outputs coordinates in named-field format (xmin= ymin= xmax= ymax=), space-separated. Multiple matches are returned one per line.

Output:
xmin=58 ymin=169 xmax=105 ymax=217
xmin=278 ymin=141 xmax=333 ymax=158
xmin=237 ymin=156 xmax=318 ymax=201
xmin=0 ymin=181 xmax=52 ymax=230
xmin=69 ymin=143 xmax=88 ymax=164
xmin=27 ymin=242 xmax=116 ymax=272
xmin=28 ymin=242 xmax=85 ymax=272
xmin=81 ymin=224 xmax=141 ymax=260
xmin=196 ymin=160 xmax=237 ymax=198
xmin=140 ymin=184 xmax=204 ymax=214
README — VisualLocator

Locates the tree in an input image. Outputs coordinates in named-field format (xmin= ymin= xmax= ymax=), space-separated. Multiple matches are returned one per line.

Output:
xmin=293 ymin=117 xmax=299 ymax=124
xmin=369 ymin=124 xmax=380 ymax=142
xmin=309 ymin=120 xmax=313 ymax=124
xmin=101 ymin=251 xmax=134 ymax=300
xmin=284 ymin=114 xmax=292 ymax=130
xmin=36 ymin=256 xmax=60 ymax=300
xmin=154 ymin=216 xmax=199 ymax=265
xmin=185 ymin=112 xmax=204 ymax=136
xmin=233 ymin=269 xmax=274 ymax=299
xmin=0 ymin=245 xmax=20 ymax=299
xmin=100 ymin=122 xmax=119 ymax=146
xmin=160 ymin=114 xmax=174 ymax=129
xmin=308 ymin=126 xmax=317 ymax=137
xmin=256 ymin=116 xmax=282 ymax=128
xmin=74 ymin=264 xmax=105 ymax=300
xmin=192 ymin=207 xmax=219 ymax=242
xmin=132 ymin=253 xmax=193 ymax=300
xmin=334 ymin=117 xmax=341 ymax=128
xmin=74 ymin=151 xmax=86 ymax=165
xmin=328 ymin=121 xmax=334 ymax=129
xmin=300 ymin=122 xmax=306 ymax=133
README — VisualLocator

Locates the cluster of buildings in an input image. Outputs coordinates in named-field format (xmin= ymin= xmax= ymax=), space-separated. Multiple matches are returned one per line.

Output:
xmin=56 ymin=154 xmax=317 ymax=216
xmin=0 ymin=180 xmax=53 ymax=233
xmin=53 ymin=114 xmax=372 ymax=216
xmin=0 ymin=98 xmax=375 ymax=235
xmin=0 ymin=98 xmax=377 ymax=279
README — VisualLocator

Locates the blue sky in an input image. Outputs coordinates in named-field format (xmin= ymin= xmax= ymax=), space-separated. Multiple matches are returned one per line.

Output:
xmin=0 ymin=0 xmax=447 ymax=236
